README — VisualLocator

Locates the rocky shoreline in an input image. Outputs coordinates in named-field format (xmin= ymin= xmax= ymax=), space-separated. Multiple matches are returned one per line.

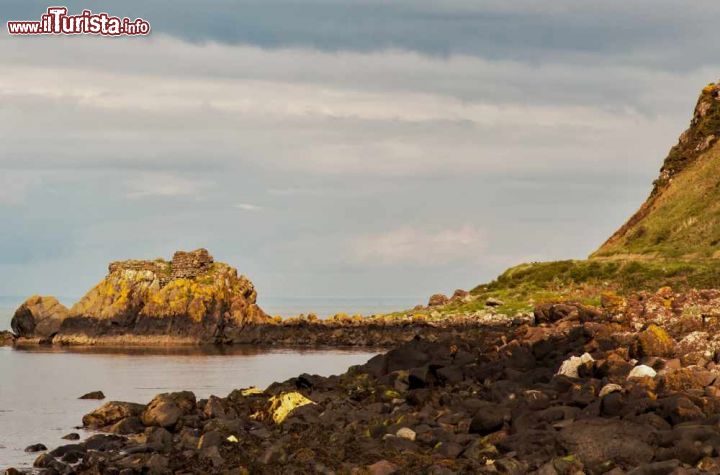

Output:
xmin=13 ymin=286 xmax=720 ymax=474
xmin=2 ymin=248 xmax=522 ymax=349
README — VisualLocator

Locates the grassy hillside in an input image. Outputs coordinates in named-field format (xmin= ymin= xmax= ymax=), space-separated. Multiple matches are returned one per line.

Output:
xmin=594 ymin=82 xmax=720 ymax=258
xmin=399 ymin=82 xmax=720 ymax=319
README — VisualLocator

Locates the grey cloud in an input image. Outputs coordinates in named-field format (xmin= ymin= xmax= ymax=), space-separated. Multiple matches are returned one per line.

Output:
xmin=0 ymin=1 xmax=712 ymax=303
xmin=3 ymin=0 xmax=718 ymax=72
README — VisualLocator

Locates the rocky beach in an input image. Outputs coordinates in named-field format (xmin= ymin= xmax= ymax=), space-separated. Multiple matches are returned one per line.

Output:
xmin=12 ymin=287 xmax=720 ymax=473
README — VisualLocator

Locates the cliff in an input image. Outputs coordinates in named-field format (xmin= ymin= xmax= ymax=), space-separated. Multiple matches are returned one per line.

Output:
xmin=593 ymin=81 xmax=720 ymax=258
xmin=14 ymin=249 xmax=269 ymax=345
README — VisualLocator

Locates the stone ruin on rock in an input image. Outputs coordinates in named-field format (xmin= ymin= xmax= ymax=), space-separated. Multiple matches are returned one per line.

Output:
xmin=107 ymin=248 xmax=214 ymax=286
xmin=169 ymin=248 xmax=214 ymax=279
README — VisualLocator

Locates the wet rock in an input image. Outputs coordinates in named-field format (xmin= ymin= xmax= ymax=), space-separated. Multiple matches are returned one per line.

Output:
xmin=33 ymin=453 xmax=67 ymax=471
xmin=24 ymin=443 xmax=47 ymax=452
xmin=84 ymin=434 xmax=124 ymax=451
xmin=142 ymin=391 xmax=196 ymax=428
xmin=109 ymin=416 xmax=145 ymax=434
xmin=61 ymin=432 xmax=80 ymax=440
xmin=83 ymin=401 xmax=146 ymax=428
xmin=79 ymin=390 xmax=105 ymax=400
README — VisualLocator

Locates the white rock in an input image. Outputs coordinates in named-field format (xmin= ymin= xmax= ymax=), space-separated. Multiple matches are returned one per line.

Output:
xmin=396 ymin=427 xmax=416 ymax=441
xmin=556 ymin=352 xmax=595 ymax=378
xmin=627 ymin=365 xmax=657 ymax=380
xmin=599 ymin=383 xmax=623 ymax=398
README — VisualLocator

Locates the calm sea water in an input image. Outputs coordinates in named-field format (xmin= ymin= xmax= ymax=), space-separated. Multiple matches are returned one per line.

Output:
xmin=0 ymin=304 xmax=381 ymax=469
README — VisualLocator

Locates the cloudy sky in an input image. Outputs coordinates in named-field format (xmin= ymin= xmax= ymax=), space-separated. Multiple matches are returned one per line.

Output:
xmin=0 ymin=1 xmax=717 ymax=309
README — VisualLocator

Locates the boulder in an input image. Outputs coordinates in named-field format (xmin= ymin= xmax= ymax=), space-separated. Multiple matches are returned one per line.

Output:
xmin=267 ymin=392 xmax=315 ymax=424
xmin=627 ymin=365 xmax=657 ymax=380
xmin=485 ymin=297 xmax=505 ymax=307
xmin=142 ymin=391 xmax=196 ymax=428
xmin=82 ymin=401 xmax=146 ymax=428
xmin=428 ymin=294 xmax=449 ymax=307
xmin=558 ymin=419 xmax=655 ymax=469
xmin=636 ymin=324 xmax=675 ymax=357
xmin=24 ymin=443 xmax=47 ymax=453
xmin=11 ymin=295 xmax=69 ymax=339
xmin=556 ymin=353 xmax=594 ymax=378
xmin=469 ymin=402 xmax=510 ymax=434
xmin=79 ymin=391 xmax=105 ymax=400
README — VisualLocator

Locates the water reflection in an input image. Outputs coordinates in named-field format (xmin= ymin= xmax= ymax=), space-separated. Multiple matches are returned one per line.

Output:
xmin=0 ymin=345 xmax=379 ymax=469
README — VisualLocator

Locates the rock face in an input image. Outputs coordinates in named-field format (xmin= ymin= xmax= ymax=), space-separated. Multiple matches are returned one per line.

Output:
xmin=19 ymin=249 xmax=268 ymax=345
xmin=11 ymin=295 xmax=69 ymax=339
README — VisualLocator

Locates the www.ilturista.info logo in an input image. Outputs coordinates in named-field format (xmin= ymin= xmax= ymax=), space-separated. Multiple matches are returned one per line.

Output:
xmin=7 ymin=7 xmax=151 ymax=36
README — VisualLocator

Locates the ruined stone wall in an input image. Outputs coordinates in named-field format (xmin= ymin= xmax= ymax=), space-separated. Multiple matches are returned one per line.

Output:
xmin=108 ymin=259 xmax=168 ymax=276
xmin=170 ymin=249 xmax=214 ymax=280
xmin=106 ymin=249 xmax=214 ymax=284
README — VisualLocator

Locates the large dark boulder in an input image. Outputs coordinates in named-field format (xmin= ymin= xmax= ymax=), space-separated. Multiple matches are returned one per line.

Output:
xmin=11 ymin=295 xmax=69 ymax=339
xmin=558 ymin=418 xmax=655 ymax=469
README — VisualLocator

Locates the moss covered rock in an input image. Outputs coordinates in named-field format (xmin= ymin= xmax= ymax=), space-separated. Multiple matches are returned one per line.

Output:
xmin=636 ymin=324 xmax=675 ymax=357
xmin=47 ymin=249 xmax=268 ymax=344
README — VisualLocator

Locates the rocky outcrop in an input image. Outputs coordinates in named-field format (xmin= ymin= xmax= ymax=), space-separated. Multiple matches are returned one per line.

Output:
xmin=11 ymin=295 xmax=69 ymax=340
xmin=16 ymin=249 xmax=269 ymax=345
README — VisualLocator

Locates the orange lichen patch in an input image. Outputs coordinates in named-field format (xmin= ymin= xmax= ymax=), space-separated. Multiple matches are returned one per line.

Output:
xmin=67 ymin=251 xmax=267 ymax=326
xmin=600 ymin=291 xmax=626 ymax=314
xmin=637 ymin=324 xmax=675 ymax=357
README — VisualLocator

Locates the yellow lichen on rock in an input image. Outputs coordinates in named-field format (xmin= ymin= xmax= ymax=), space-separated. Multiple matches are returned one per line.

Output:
xmin=267 ymin=392 xmax=314 ymax=424
xmin=637 ymin=324 xmax=675 ymax=357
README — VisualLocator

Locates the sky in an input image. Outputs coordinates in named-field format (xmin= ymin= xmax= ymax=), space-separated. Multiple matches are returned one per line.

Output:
xmin=0 ymin=1 xmax=718 ymax=308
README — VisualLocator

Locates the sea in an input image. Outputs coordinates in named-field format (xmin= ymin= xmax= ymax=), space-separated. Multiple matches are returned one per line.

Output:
xmin=0 ymin=295 xmax=418 ymax=469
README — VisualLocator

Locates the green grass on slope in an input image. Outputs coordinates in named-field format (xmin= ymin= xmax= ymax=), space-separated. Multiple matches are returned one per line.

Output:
xmin=595 ymin=137 xmax=720 ymax=259
xmin=390 ymin=259 xmax=720 ymax=318
xmin=472 ymin=259 xmax=720 ymax=315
